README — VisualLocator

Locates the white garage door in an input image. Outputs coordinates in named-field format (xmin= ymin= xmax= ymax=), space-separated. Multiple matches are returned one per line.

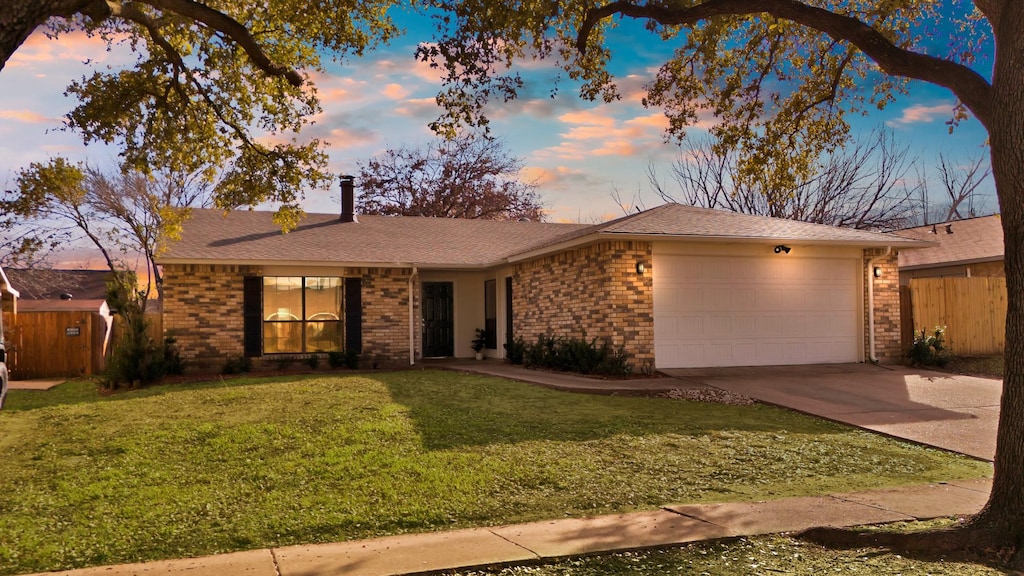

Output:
xmin=654 ymin=254 xmax=860 ymax=368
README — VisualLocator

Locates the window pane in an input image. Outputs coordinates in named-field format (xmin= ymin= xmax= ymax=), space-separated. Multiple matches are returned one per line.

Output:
xmin=305 ymin=277 xmax=342 ymax=320
xmin=264 ymin=322 xmax=303 ymax=353
xmin=306 ymin=321 xmax=342 ymax=352
xmin=263 ymin=277 xmax=302 ymax=320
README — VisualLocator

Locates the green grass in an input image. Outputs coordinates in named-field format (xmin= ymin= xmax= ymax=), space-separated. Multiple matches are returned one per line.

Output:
xmin=0 ymin=371 xmax=991 ymax=575
xmin=451 ymin=531 xmax=1003 ymax=575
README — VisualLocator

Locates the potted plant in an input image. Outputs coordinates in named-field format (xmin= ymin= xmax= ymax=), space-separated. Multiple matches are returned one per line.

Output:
xmin=471 ymin=328 xmax=488 ymax=360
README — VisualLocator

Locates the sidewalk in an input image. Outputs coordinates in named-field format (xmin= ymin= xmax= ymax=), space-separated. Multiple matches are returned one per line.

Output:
xmin=35 ymin=478 xmax=992 ymax=576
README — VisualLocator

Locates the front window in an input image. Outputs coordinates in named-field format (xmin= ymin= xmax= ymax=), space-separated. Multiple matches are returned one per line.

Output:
xmin=263 ymin=277 xmax=343 ymax=353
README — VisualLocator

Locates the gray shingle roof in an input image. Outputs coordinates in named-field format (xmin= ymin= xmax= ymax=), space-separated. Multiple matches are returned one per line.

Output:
xmin=892 ymin=214 xmax=1003 ymax=269
xmin=161 ymin=209 xmax=590 ymax=267
xmin=161 ymin=203 xmax=927 ymax=267
xmin=594 ymin=204 xmax=925 ymax=244
xmin=5 ymin=269 xmax=110 ymax=300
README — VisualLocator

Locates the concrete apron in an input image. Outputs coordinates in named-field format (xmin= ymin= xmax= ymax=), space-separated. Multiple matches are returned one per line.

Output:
xmin=663 ymin=363 xmax=1000 ymax=461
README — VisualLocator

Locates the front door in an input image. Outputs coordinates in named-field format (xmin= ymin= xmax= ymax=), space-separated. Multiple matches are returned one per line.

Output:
xmin=422 ymin=282 xmax=454 ymax=357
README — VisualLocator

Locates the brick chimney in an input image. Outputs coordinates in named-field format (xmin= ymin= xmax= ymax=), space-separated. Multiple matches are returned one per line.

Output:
xmin=340 ymin=175 xmax=357 ymax=223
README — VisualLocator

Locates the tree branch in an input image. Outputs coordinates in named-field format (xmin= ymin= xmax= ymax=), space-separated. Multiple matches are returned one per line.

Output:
xmin=577 ymin=0 xmax=993 ymax=127
xmin=140 ymin=0 xmax=304 ymax=87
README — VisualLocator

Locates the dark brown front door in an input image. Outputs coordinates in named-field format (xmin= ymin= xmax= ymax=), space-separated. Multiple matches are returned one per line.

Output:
xmin=422 ymin=282 xmax=454 ymax=357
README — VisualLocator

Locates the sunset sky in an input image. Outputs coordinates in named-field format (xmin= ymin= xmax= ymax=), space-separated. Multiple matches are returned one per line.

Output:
xmin=0 ymin=9 xmax=996 ymax=269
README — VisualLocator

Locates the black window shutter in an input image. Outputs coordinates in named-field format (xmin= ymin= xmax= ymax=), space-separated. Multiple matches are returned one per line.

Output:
xmin=243 ymin=277 xmax=262 ymax=357
xmin=344 ymin=277 xmax=362 ymax=353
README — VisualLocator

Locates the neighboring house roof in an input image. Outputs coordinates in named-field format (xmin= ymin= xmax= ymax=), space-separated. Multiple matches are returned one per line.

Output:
xmin=5 ymin=269 xmax=110 ymax=301
xmin=19 ymin=298 xmax=110 ymax=314
xmin=160 ymin=203 xmax=928 ymax=268
xmin=0 ymin=265 xmax=19 ymax=299
xmin=892 ymin=214 xmax=1003 ymax=270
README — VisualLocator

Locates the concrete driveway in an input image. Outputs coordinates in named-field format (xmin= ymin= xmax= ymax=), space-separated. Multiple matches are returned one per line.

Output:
xmin=661 ymin=363 xmax=1000 ymax=461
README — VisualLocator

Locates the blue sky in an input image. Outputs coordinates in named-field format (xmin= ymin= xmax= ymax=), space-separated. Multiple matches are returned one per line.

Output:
xmin=0 ymin=7 xmax=996 ymax=259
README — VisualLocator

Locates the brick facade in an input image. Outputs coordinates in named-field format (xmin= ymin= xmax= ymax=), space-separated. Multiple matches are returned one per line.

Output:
xmin=359 ymin=268 xmax=414 ymax=367
xmin=864 ymin=248 xmax=901 ymax=364
xmin=163 ymin=264 xmax=255 ymax=370
xmin=162 ymin=264 xmax=412 ymax=372
xmin=512 ymin=240 xmax=654 ymax=369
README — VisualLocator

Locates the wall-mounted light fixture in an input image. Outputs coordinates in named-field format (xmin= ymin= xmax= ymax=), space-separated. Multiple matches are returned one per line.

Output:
xmin=636 ymin=261 xmax=647 ymax=274
xmin=873 ymin=266 xmax=883 ymax=278
xmin=773 ymin=245 xmax=791 ymax=254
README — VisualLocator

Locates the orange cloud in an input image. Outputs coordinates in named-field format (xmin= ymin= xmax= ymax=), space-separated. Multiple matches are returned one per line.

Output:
xmin=382 ymin=83 xmax=410 ymax=100
xmin=558 ymin=109 xmax=616 ymax=127
xmin=8 ymin=30 xmax=123 ymax=70
xmin=0 ymin=110 xmax=51 ymax=124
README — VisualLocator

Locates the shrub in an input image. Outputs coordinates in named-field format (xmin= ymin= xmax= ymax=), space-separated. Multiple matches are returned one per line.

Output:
xmin=518 ymin=333 xmax=632 ymax=377
xmin=505 ymin=336 xmax=526 ymax=365
xmin=907 ymin=326 xmax=952 ymax=367
xmin=104 ymin=271 xmax=181 ymax=389
xmin=222 ymin=355 xmax=253 ymax=375
xmin=162 ymin=336 xmax=185 ymax=376
xmin=329 ymin=349 xmax=361 ymax=369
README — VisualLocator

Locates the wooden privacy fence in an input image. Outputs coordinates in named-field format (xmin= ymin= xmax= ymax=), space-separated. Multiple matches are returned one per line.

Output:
xmin=3 ymin=310 xmax=108 ymax=379
xmin=905 ymin=277 xmax=1007 ymax=356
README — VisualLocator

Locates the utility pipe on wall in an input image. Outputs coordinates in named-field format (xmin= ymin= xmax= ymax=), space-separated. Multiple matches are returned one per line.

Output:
xmin=409 ymin=266 xmax=418 ymax=365
xmin=867 ymin=246 xmax=892 ymax=363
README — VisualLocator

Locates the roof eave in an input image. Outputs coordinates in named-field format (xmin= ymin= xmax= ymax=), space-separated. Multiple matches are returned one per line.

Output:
xmin=157 ymin=258 xmax=512 ymax=270
xmin=598 ymin=231 xmax=930 ymax=247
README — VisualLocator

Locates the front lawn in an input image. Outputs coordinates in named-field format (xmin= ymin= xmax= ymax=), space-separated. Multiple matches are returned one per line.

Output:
xmin=0 ymin=371 xmax=991 ymax=575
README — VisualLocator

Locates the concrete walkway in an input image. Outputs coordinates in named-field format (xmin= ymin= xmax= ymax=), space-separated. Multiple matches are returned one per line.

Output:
xmin=33 ymin=479 xmax=993 ymax=576
xmin=8 ymin=378 xmax=65 ymax=390
xmin=25 ymin=361 xmax=1000 ymax=576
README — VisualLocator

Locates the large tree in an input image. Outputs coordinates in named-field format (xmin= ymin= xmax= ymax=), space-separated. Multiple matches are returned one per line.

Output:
xmin=421 ymin=0 xmax=1024 ymax=564
xmin=1 ymin=1 xmax=398 ymax=229
xmin=356 ymin=134 xmax=545 ymax=221
xmin=651 ymin=128 xmax=921 ymax=231
xmin=1 ymin=158 xmax=210 ymax=301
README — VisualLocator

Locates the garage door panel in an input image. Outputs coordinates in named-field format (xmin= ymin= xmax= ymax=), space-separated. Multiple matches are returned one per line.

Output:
xmin=655 ymin=254 xmax=860 ymax=368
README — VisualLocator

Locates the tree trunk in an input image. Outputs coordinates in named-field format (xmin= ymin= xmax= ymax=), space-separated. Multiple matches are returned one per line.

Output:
xmin=969 ymin=2 xmax=1024 ymax=556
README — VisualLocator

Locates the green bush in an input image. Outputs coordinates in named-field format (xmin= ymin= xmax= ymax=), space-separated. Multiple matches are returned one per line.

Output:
xmin=222 ymin=355 xmax=253 ymax=375
xmin=328 ymin=349 xmax=361 ymax=369
xmin=505 ymin=336 xmax=526 ymax=365
xmin=518 ymin=333 xmax=632 ymax=376
xmin=103 ymin=272 xmax=182 ymax=389
xmin=907 ymin=326 xmax=952 ymax=367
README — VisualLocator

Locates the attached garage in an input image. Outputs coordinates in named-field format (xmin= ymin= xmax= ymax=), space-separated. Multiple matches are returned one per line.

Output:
xmin=653 ymin=243 xmax=863 ymax=368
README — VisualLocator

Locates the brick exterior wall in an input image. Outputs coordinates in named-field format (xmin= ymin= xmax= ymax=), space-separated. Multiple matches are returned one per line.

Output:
xmin=512 ymin=240 xmax=654 ymax=369
xmin=163 ymin=264 xmax=256 ymax=371
xmin=162 ymin=264 xmax=412 ymax=372
xmin=360 ymin=268 xmax=413 ymax=368
xmin=864 ymin=249 xmax=901 ymax=364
